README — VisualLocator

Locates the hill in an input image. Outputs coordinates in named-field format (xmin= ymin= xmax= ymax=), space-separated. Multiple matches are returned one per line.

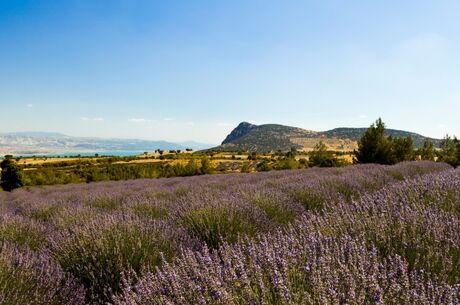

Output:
xmin=217 ymin=122 xmax=441 ymax=152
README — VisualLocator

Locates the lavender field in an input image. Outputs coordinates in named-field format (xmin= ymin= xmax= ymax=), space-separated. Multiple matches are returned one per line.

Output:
xmin=1 ymin=161 xmax=459 ymax=304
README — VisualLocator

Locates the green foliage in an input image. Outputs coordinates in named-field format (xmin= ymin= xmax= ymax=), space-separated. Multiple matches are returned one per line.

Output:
xmin=354 ymin=118 xmax=393 ymax=164
xmin=1 ymin=157 xmax=23 ymax=191
xmin=256 ymin=160 xmax=272 ymax=171
xmin=389 ymin=136 xmax=414 ymax=163
xmin=309 ymin=141 xmax=342 ymax=167
xmin=21 ymin=157 xmax=218 ymax=187
xmin=438 ymin=135 xmax=459 ymax=167
xmin=418 ymin=138 xmax=436 ymax=161
xmin=200 ymin=157 xmax=212 ymax=174
xmin=275 ymin=158 xmax=299 ymax=170
xmin=22 ymin=168 xmax=81 ymax=186
xmin=457 ymin=140 xmax=460 ymax=165
xmin=354 ymin=118 xmax=415 ymax=165
xmin=183 ymin=159 xmax=199 ymax=175
xmin=240 ymin=162 xmax=250 ymax=173
xmin=247 ymin=152 xmax=258 ymax=160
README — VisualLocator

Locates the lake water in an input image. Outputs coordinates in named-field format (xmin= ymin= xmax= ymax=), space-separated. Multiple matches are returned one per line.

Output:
xmin=4 ymin=151 xmax=147 ymax=158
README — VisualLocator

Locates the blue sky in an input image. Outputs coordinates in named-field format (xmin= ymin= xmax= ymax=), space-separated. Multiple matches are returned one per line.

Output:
xmin=0 ymin=0 xmax=459 ymax=143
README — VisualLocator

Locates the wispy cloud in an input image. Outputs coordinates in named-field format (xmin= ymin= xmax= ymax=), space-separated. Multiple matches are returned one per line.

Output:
xmin=186 ymin=121 xmax=195 ymax=126
xmin=129 ymin=118 xmax=152 ymax=123
xmin=80 ymin=117 xmax=104 ymax=122
xmin=26 ymin=103 xmax=33 ymax=108
xmin=163 ymin=117 xmax=173 ymax=121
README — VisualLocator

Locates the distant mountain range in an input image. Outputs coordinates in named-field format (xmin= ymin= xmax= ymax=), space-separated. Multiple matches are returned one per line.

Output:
xmin=0 ymin=132 xmax=214 ymax=156
xmin=216 ymin=122 xmax=441 ymax=152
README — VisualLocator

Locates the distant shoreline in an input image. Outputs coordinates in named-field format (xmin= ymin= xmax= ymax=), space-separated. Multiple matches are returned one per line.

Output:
xmin=0 ymin=151 xmax=147 ymax=158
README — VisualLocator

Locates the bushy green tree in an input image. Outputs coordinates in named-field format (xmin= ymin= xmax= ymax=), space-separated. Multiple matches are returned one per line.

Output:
xmin=256 ymin=160 xmax=272 ymax=171
xmin=354 ymin=118 xmax=414 ymax=165
xmin=418 ymin=139 xmax=436 ymax=161
xmin=354 ymin=118 xmax=392 ymax=164
xmin=240 ymin=162 xmax=250 ymax=173
xmin=184 ymin=159 xmax=200 ymax=175
xmin=438 ymin=135 xmax=459 ymax=167
xmin=1 ymin=156 xmax=23 ymax=191
xmin=200 ymin=158 xmax=212 ymax=174
xmin=390 ymin=136 xmax=414 ymax=163
xmin=276 ymin=158 xmax=299 ymax=170
xmin=309 ymin=141 xmax=341 ymax=167
xmin=247 ymin=152 xmax=258 ymax=161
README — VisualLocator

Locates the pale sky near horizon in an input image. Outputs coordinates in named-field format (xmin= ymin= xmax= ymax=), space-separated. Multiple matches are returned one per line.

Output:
xmin=0 ymin=0 xmax=459 ymax=143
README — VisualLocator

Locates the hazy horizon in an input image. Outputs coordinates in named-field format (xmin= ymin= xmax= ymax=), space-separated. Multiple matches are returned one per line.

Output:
xmin=0 ymin=119 xmax=450 ymax=145
xmin=1 ymin=1 xmax=459 ymax=143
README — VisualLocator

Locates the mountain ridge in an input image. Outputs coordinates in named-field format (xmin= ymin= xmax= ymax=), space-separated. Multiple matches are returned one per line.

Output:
xmin=0 ymin=132 xmax=214 ymax=156
xmin=217 ymin=122 xmax=441 ymax=152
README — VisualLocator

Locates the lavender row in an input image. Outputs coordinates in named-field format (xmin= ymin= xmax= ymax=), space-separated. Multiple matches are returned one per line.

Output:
xmin=0 ymin=161 xmax=454 ymax=304
xmin=113 ymin=168 xmax=460 ymax=304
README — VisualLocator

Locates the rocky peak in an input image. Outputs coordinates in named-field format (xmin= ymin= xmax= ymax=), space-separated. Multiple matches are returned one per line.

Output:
xmin=221 ymin=122 xmax=256 ymax=144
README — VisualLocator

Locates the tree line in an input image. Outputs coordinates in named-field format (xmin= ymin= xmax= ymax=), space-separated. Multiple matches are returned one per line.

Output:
xmin=354 ymin=118 xmax=460 ymax=166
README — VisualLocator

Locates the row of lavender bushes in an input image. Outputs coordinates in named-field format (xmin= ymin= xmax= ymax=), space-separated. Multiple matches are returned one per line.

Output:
xmin=114 ymin=167 xmax=460 ymax=304
xmin=0 ymin=161 xmax=457 ymax=304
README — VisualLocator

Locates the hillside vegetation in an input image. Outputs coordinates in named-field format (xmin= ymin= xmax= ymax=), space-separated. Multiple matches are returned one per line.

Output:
xmin=218 ymin=122 xmax=441 ymax=152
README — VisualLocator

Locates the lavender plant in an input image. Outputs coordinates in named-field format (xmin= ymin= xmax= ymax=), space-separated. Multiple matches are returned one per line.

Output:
xmin=0 ymin=161 xmax=456 ymax=304
xmin=48 ymin=214 xmax=195 ymax=303
xmin=113 ymin=168 xmax=460 ymax=304
xmin=0 ymin=243 xmax=85 ymax=305
xmin=0 ymin=214 xmax=47 ymax=250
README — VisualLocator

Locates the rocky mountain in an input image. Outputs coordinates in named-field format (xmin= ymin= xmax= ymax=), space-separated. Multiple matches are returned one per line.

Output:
xmin=216 ymin=122 xmax=441 ymax=152
xmin=0 ymin=132 xmax=214 ymax=156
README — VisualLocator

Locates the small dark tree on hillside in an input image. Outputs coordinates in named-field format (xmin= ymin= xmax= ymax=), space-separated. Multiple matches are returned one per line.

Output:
xmin=354 ymin=118 xmax=393 ymax=164
xmin=248 ymin=152 xmax=257 ymax=160
xmin=256 ymin=160 xmax=272 ymax=171
xmin=1 ymin=156 xmax=23 ymax=191
xmin=418 ymin=139 xmax=436 ymax=161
